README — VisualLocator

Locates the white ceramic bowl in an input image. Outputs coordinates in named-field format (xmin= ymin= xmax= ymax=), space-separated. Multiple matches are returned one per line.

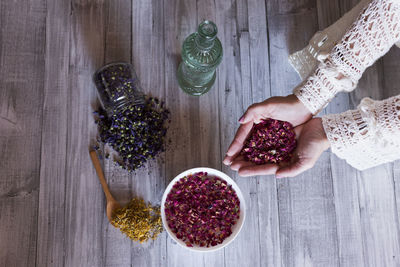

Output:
xmin=161 ymin=167 xmax=246 ymax=252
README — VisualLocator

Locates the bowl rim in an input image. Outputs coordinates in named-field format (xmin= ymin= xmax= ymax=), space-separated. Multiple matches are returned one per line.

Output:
xmin=161 ymin=167 xmax=246 ymax=252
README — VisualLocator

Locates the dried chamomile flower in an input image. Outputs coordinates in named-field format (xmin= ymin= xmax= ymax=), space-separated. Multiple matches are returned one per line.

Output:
xmin=111 ymin=198 xmax=163 ymax=243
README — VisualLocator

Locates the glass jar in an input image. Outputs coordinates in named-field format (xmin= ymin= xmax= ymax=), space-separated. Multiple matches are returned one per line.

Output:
xmin=177 ymin=20 xmax=223 ymax=96
xmin=93 ymin=62 xmax=145 ymax=116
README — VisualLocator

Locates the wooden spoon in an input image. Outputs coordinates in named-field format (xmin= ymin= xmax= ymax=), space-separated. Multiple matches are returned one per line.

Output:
xmin=89 ymin=150 xmax=121 ymax=223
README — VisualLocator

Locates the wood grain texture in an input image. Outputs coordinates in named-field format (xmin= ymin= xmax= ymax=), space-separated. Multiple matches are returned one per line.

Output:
xmin=196 ymin=2 xmax=226 ymax=266
xmin=130 ymin=0 xmax=168 ymax=266
xmin=64 ymin=1 xmax=107 ymax=266
xmin=101 ymin=1 xmax=134 ymax=266
xmin=164 ymin=0 xmax=212 ymax=266
xmin=319 ymin=1 xmax=365 ymax=266
xmin=382 ymin=47 xmax=400 ymax=239
xmin=0 ymin=0 xmax=46 ymax=266
xmin=36 ymin=0 xmax=70 ymax=266
xmin=247 ymin=0 xmax=282 ymax=266
xmin=214 ymin=0 xmax=267 ymax=266
xmin=381 ymin=46 xmax=400 ymax=266
xmin=267 ymin=0 xmax=339 ymax=266
xmin=343 ymin=0 xmax=400 ymax=264
xmin=218 ymin=12 xmax=261 ymax=267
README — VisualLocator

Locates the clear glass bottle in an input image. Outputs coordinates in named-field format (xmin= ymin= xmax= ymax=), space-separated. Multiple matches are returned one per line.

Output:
xmin=93 ymin=62 xmax=145 ymax=116
xmin=177 ymin=20 xmax=223 ymax=96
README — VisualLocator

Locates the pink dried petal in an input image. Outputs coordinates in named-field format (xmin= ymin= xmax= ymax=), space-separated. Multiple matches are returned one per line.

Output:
xmin=165 ymin=173 xmax=240 ymax=247
xmin=241 ymin=118 xmax=297 ymax=164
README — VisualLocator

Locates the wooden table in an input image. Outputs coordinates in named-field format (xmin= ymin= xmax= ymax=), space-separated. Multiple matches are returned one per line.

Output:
xmin=1 ymin=0 xmax=400 ymax=266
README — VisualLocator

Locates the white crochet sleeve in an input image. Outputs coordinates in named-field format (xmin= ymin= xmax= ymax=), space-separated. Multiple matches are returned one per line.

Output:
xmin=294 ymin=0 xmax=400 ymax=114
xmin=322 ymin=96 xmax=400 ymax=170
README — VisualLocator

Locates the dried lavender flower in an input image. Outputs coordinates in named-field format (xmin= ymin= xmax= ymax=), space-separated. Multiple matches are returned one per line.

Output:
xmin=95 ymin=97 xmax=170 ymax=171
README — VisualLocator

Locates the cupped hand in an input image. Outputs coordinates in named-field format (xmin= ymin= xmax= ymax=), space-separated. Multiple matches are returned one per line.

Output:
xmin=228 ymin=118 xmax=330 ymax=178
xmin=223 ymin=94 xmax=312 ymax=165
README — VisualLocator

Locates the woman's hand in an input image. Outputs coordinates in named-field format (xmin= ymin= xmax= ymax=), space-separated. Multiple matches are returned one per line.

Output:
xmin=223 ymin=94 xmax=312 ymax=165
xmin=227 ymin=118 xmax=330 ymax=178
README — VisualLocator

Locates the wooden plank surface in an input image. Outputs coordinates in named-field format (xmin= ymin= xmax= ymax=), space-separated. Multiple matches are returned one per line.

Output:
xmin=215 ymin=0 xmax=262 ymax=265
xmin=246 ymin=0 xmax=282 ymax=266
xmin=380 ymin=46 xmax=400 ymax=266
xmin=196 ymin=3 xmax=227 ymax=267
xmin=267 ymin=0 xmax=339 ymax=266
xmin=130 ymin=0 xmax=168 ymax=266
xmin=64 ymin=1 xmax=107 ymax=266
xmin=102 ymin=1 xmax=134 ymax=266
xmin=320 ymin=1 xmax=365 ymax=266
xmin=1 ymin=0 xmax=400 ymax=266
xmin=0 ymin=0 xmax=46 ymax=266
xmin=164 ymin=0 xmax=212 ymax=266
xmin=36 ymin=0 xmax=70 ymax=266
xmin=342 ymin=0 xmax=400 ymax=265
xmin=382 ymin=47 xmax=400 ymax=242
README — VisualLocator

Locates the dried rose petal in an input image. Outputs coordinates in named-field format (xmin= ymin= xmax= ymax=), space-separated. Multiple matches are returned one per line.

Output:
xmin=241 ymin=118 xmax=297 ymax=164
xmin=164 ymin=172 xmax=240 ymax=248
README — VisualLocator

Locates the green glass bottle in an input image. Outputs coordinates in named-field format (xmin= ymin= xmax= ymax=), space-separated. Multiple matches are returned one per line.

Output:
xmin=177 ymin=20 xmax=223 ymax=96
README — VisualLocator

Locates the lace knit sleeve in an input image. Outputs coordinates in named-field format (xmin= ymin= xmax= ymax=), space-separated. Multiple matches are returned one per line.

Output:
xmin=294 ymin=0 xmax=400 ymax=114
xmin=322 ymin=96 xmax=400 ymax=170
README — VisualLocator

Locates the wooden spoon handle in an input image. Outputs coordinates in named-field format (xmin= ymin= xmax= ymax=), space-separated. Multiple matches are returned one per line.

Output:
xmin=89 ymin=150 xmax=115 ymax=203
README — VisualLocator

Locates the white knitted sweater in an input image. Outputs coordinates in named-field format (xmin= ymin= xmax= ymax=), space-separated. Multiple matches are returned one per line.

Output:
xmin=291 ymin=0 xmax=400 ymax=170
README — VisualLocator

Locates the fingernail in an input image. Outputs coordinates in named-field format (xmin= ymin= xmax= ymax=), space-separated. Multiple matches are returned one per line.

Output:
xmin=223 ymin=157 xmax=231 ymax=165
xmin=238 ymin=115 xmax=245 ymax=123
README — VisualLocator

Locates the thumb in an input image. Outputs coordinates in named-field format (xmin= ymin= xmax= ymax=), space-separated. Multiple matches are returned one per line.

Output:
xmin=239 ymin=103 xmax=267 ymax=124
xmin=275 ymin=160 xmax=313 ymax=178
xmin=293 ymin=124 xmax=304 ymax=138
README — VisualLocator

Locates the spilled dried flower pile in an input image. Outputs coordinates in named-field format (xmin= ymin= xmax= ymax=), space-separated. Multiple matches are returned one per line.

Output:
xmin=164 ymin=172 xmax=240 ymax=247
xmin=111 ymin=198 xmax=163 ymax=243
xmin=94 ymin=97 xmax=170 ymax=171
xmin=242 ymin=118 xmax=297 ymax=164
xmin=93 ymin=62 xmax=170 ymax=171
